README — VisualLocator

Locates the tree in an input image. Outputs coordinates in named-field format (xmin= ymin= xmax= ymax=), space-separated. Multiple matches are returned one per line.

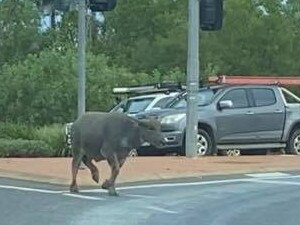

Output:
xmin=96 ymin=0 xmax=188 ymax=74
xmin=0 ymin=0 xmax=41 ymax=66
xmin=200 ymin=0 xmax=300 ymax=76
xmin=0 ymin=47 xmax=152 ymax=125
xmin=35 ymin=0 xmax=73 ymax=28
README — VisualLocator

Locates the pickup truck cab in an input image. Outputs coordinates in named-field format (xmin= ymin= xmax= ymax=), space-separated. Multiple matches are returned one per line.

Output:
xmin=136 ymin=85 xmax=300 ymax=156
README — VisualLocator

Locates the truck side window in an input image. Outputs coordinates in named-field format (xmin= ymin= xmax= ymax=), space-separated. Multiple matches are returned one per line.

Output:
xmin=221 ymin=89 xmax=249 ymax=108
xmin=251 ymin=88 xmax=276 ymax=107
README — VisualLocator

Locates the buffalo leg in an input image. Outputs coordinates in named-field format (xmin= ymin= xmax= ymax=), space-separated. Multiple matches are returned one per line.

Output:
xmin=102 ymin=153 xmax=120 ymax=196
xmin=118 ymin=154 xmax=127 ymax=168
xmin=70 ymin=150 xmax=84 ymax=193
xmin=82 ymin=155 xmax=99 ymax=183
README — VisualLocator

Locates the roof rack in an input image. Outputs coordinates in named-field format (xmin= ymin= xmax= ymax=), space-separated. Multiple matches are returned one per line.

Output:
xmin=208 ymin=75 xmax=300 ymax=86
xmin=112 ymin=82 xmax=186 ymax=96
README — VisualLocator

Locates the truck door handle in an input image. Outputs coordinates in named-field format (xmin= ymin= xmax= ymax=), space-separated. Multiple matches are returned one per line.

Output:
xmin=246 ymin=111 xmax=254 ymax=115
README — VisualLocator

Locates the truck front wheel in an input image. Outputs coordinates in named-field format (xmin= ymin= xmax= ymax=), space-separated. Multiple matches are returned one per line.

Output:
xmin=287 ymin=129 xmax=300 ymax=155
xmin=180 ymin=129 xmax=213 ymax=156
xmin=196 ymin=129 xmax=213 ymax=156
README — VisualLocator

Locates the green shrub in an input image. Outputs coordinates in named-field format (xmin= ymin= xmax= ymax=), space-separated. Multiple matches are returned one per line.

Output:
xmin=0 ymin=139 xmax=54 ymax=157
xmin=0 ymin=123 xmax=72 ymax=157
xmin=32 ymin=124 xmax=71 ymax=157
xmin=0 ymin=122 xmax=35 ymax=140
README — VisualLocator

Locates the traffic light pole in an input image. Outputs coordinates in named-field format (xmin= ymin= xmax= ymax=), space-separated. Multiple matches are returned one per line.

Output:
xmin=185 ymin=0 xmax=200 ymax=158
xmin=78 ymin=0 xmax=86 ymax=118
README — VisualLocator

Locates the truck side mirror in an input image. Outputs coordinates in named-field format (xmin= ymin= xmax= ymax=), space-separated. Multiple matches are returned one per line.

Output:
xmin=218 ymin=100 xmax=233 ymax=110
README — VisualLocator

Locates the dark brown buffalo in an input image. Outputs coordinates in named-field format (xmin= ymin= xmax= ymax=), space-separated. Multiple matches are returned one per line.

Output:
xmin=69 ymin=112 xmax=164 ymax=196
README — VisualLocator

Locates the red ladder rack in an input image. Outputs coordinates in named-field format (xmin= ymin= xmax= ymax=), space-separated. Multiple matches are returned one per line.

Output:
xmin=208 ymin=75 xmax=300 ymax=86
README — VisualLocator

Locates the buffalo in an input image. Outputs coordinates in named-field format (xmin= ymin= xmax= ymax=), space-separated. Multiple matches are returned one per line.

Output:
xmin=69 ymin=112 xmax=164 ymax=196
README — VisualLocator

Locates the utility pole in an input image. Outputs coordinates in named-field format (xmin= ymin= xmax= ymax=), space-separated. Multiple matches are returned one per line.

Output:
xmin=77 ymin=0 xmax=86 ymax=118
xmin=185 ymin=0 xmax=200 ymax=157
xmin=76 ymin=0 xmax=118 ymax=119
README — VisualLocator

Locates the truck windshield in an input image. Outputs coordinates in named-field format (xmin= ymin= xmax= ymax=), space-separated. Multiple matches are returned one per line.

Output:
xmin=281 ymin=88 xmax=300 ymax=104
xmin=111 ymin=97 xmax=155 ymax=114
xmin=124 ymin=98 xmax=155 ymax=114
xmin=169 ymin=89 xmax=216 ymax=109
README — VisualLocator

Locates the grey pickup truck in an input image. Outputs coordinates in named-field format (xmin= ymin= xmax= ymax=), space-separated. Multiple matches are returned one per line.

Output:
xmin=136 ymin=84 xmax=300 ymax=156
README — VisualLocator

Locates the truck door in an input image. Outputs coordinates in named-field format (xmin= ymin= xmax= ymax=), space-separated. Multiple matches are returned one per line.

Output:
xmin=248 ymin=87 xmax=285 ymax=142
xmin=215 ymin=88 xmax=257 ymax=144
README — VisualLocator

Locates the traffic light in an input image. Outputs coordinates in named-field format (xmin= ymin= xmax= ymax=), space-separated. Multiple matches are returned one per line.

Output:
xmin=200 ymin=0 xmax=223 ymax=31
xmin=89 ymin=0 xmax=117 ymax=12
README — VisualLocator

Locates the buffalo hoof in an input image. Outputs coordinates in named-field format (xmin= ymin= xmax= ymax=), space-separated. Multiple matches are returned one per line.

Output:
xmin=108 ymin=187 xmax=119 ymax=196
xmin=70 ymin=185 xmax=79 ymax=193
xmin=92 ymin=172 xmax=99 ymax=183
xmin=101 ymin=180 xmax=111 ymax=190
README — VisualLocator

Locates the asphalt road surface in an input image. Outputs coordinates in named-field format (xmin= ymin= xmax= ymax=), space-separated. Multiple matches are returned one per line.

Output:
xmin=1 ymin=172 xmax=300 ymax=225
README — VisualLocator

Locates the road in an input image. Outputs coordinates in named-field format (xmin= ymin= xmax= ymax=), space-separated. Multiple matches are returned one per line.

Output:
xmin=1 ymin=172 xmax=300 ymax=225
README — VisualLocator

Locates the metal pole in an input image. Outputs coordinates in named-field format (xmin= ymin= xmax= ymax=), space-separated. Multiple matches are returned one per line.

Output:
xmin=77 ymin=0 xmax=86 ymax=118
xmin=186 ymin=0 xmax=200 ymax=157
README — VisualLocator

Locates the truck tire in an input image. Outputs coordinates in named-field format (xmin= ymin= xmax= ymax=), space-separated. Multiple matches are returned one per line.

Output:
xmin=287 ymin=129 xmax=300 ymax=155
xmin=196 ymin=129 xmax=213 ymax=156
xmin=180 ymin=129 xmax=213 ymax=156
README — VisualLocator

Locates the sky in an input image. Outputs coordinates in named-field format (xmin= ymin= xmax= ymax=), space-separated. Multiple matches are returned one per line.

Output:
xmin=40 ymin=10 xmax=103 ymax=31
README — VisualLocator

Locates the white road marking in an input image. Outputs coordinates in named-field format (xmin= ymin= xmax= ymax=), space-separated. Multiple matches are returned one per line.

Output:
xmin=82 ymin=179 xmax=248 ymax=193
xmin=248 ymin=179 xmax=300 ymax=186
xmin=81 ymin=174 xmax=300 ymax=193
xmin=63 ymin=193 xmax=105 ymax=201
xmin=81 ymin=189 xmax=107 ymax=193
xmin=246 ymin=172 xmax=291 ymax=178
xmin=1 ymin=172 xmax=300 ymax=199
xmin=81 ymin=189 xmax=156 ymax=199
xmin=118 ymin=179 xmax=246 ymax=190
xmin=146 ymin=206 xmax=178 ymax=214
xmin=260 ymin=175 xmax=300 ymax=180
xmin=0 ymin=184 xmax=62 ymax=194
xmin=122 ymin=194 xmax=156 ymax=199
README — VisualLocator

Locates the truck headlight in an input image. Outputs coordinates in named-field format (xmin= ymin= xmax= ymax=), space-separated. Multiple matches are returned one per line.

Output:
xmin=161 ymin=113 xmax=185 ymax=124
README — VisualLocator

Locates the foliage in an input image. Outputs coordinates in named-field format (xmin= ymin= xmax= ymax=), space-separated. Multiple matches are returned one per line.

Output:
xmin=200 ymin=0 xmax=300 ymax=75
xmin=100 ymin=0 xmax=188 ymax=73
xmin=0 ymin=139 xmax=53 ymax=157
xmin=0 ymin=122 xmax=35 ymax=140
xmin=0 ymin=122 xmax=70 ymax=157
xmin=0 ymin=48 xmax=77 ymax=125
xmin=0 ymin=47 xmax=157 ymax=125
xmin=1 ymin=0 xmax=300 ymax=127
xmin=32 ymin=124 xmax=69 ymax=157
xmin=0 ymin=0 xmax=41 ymax=66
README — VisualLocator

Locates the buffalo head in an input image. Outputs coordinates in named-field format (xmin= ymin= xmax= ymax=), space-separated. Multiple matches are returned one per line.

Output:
xmin=137 ymin=118 xmax=165 ymax=148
